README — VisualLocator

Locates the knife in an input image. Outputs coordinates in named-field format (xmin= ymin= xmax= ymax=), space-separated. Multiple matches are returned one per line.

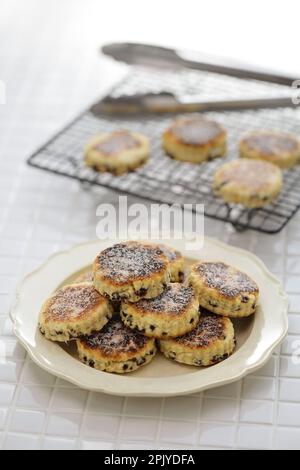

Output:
xmin=101 ymin=42 xmax=297 ymax=87
xmin=91 ymin=91 xmax=295 ymax=115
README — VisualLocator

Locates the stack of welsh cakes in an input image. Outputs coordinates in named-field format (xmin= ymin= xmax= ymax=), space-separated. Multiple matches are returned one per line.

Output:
xmin=39 ymin=241 xmax=259 ymax=374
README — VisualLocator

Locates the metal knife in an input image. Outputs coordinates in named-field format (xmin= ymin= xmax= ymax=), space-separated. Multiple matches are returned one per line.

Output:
xmin=101 ymin=42 xmax=297 ymax=87
xmin=91 ymin=91 xmax=295 ymax=115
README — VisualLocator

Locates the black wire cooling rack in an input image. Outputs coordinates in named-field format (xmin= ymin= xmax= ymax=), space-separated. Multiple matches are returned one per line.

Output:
xmin=27 ymin=67 xmax=300 ymax=234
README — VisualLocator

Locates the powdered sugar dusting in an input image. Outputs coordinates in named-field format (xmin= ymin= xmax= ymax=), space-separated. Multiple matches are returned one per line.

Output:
xmin=216 ymin=159 xmax=281 ymax=190
xmin=245 ymin=132 xmax=298 ymax=155
xmin=195 ymin=262 xmax=258 ymax=298
xmin=97 ymin=242 xmax=167 ymax=284
xmin=177 ymin=311 xmax=226 ymax=347
xmin=95 ymin=130 xmax=140 ymax=156
xmin=133 ymin=284 xmax=195 ymax=315
xmin=80 ymin=318 xmax=148 ymax=355
xmin=170 ymin=117 xmax=223 ymax=145
xmin=45 ymin=284 xmax=103 ymax=321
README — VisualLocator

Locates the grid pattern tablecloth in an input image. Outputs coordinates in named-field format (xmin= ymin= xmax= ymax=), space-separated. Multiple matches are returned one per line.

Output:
xmin=0 ymin=0 xmax=299 ymax=450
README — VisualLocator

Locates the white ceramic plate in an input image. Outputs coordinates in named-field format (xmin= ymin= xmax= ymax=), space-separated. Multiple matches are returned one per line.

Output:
xmin=10 ymin=237 xmax=288 ymax=397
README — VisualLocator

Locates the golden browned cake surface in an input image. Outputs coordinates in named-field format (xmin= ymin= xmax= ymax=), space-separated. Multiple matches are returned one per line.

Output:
xmin=79 ymin=318 xmax=149 ymax=358
xmin=189 ymin=261 xmax=259 ymax=317
xmin=77 ymin=318 xmax=156 ymax=373
xmin=121 ymin=283 xmax=200 ymax=338
xmin=213 ymin=159 xmax=282 ymax=208
xmin=85 ymin=130 xmax=149 ymax=175
xmin=42 ymin=284 xmax=105 ymax=323
xmin=93 ymin=242 xmax=170 ymax=302
xmin=240 ymin=131 xmax=300 ymax=169
xmin=158 ymin=244 xmax=185 ymax=282
xmin=129 ymin=284 xmax=195 ymax=316
xmin=163 ymin=116 xmax=227 ymax=163
xmin=39 ymin=283 xmax=113 ymax=342
xmin=159 ymin=311 xmax=235 ymax=366
xmin=95 ymin=242 xmax=168 ymax=286
xmin=94 ymin=130 xmax=140 ymax=155
xmin=167 ymin=117 xmax=225 ymax=146
xmin=194 ymin=262 xmax=258 ymax=299
xmin=175 ymin=312 xmax=229 ymax=348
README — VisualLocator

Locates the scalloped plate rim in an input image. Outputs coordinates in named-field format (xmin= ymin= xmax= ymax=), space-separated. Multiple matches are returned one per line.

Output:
xmin=10 ymin=237 xmax=289 ymax=397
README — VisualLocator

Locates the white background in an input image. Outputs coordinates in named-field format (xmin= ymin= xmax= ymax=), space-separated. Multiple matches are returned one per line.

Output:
xmin=2 ymin=0 xmax=300 ymax=74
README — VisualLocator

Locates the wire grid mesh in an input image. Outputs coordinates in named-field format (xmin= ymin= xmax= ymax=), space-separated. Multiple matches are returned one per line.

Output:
xmin=27 ymin=68 xmax=300 ymax=233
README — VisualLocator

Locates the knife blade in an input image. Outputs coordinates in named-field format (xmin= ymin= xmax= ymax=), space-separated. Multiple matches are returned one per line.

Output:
xmin=101 ymin=42 xmax=297 ymax=87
